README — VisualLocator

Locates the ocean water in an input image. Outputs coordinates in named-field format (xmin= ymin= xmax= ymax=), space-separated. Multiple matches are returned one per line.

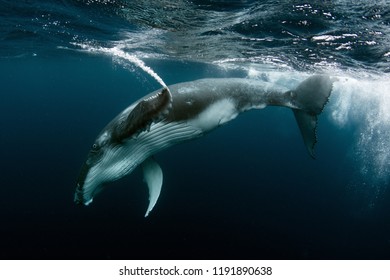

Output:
xmin=1 ymin=0 xmax=390 ymax=259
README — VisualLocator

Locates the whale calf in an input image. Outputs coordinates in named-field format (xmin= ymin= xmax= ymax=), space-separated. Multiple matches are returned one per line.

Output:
xmin=75 ymin=75 xmax=333 ymax=216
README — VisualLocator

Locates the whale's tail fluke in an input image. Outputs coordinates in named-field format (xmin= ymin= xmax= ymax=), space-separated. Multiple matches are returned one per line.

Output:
xmin=290 ymin=75 xmax=333 ymax=158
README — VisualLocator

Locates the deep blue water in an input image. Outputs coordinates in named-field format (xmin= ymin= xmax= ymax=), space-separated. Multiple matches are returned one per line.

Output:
xmin=1 ymin=0 xmax=390 ymax=259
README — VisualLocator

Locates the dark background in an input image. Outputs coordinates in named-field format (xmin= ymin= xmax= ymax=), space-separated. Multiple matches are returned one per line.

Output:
xmin=1 ymin=0 xmax=390 ymax=260
xmin=0 ymin=56 xmax=389 ymax=259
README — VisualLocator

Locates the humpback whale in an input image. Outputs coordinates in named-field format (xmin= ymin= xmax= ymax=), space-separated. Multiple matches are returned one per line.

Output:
xmin=75 ymin=75 xmax=333 ymax=216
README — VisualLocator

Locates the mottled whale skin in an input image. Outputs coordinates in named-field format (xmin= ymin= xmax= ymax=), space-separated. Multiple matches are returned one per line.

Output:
xmin=75 ymin=76 xmax=333 ymax=216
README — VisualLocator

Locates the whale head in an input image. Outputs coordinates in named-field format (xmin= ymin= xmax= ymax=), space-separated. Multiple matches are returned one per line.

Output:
xmin=74 ymin=88 xmax=172 ymax=205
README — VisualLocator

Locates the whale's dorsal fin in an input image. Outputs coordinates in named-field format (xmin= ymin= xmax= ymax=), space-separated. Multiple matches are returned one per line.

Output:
xmin=142 ymin=157 xmax=163 ymax=217
xmin=114 ymin=88 xmax=172 ymax=142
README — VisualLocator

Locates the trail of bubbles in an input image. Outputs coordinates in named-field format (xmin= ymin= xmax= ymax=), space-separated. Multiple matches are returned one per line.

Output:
xmin=75 ymin=43 xmax=167 ymax=88
xmin=330 ymin=75 xmax=390 ymax=205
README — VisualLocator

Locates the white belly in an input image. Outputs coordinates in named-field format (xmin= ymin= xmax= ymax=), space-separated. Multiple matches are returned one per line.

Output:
xmin=188 ymin=98 xmax=239 ymax=131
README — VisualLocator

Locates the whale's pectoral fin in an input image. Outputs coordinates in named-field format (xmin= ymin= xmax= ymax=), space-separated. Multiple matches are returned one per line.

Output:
xmin=142 ymin=157 xmax=163 ymax=217
xmin=291 ymin=75 xmax=333 ymax=158
xmin=113 ymin=88 xmax=172 ymax=142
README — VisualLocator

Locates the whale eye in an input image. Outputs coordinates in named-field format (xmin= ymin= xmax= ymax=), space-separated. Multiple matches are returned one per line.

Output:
xmin=92 ymin=143 xmax=100 ymax=151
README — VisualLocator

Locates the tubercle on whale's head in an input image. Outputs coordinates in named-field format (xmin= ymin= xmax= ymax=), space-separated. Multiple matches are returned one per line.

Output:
xmin=74 ymin=135 xmax=108 ymax=205
xmin=108 ymin=87 xmax=172 ymax=144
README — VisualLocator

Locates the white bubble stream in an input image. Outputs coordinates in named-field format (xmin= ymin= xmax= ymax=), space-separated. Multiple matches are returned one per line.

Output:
xmin=74 ymin=43 xmax=168 ymax=88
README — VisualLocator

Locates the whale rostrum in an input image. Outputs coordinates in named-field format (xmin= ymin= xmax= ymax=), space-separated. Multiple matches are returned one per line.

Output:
xmin=75 ymin=75 xmax=333 ymax=216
